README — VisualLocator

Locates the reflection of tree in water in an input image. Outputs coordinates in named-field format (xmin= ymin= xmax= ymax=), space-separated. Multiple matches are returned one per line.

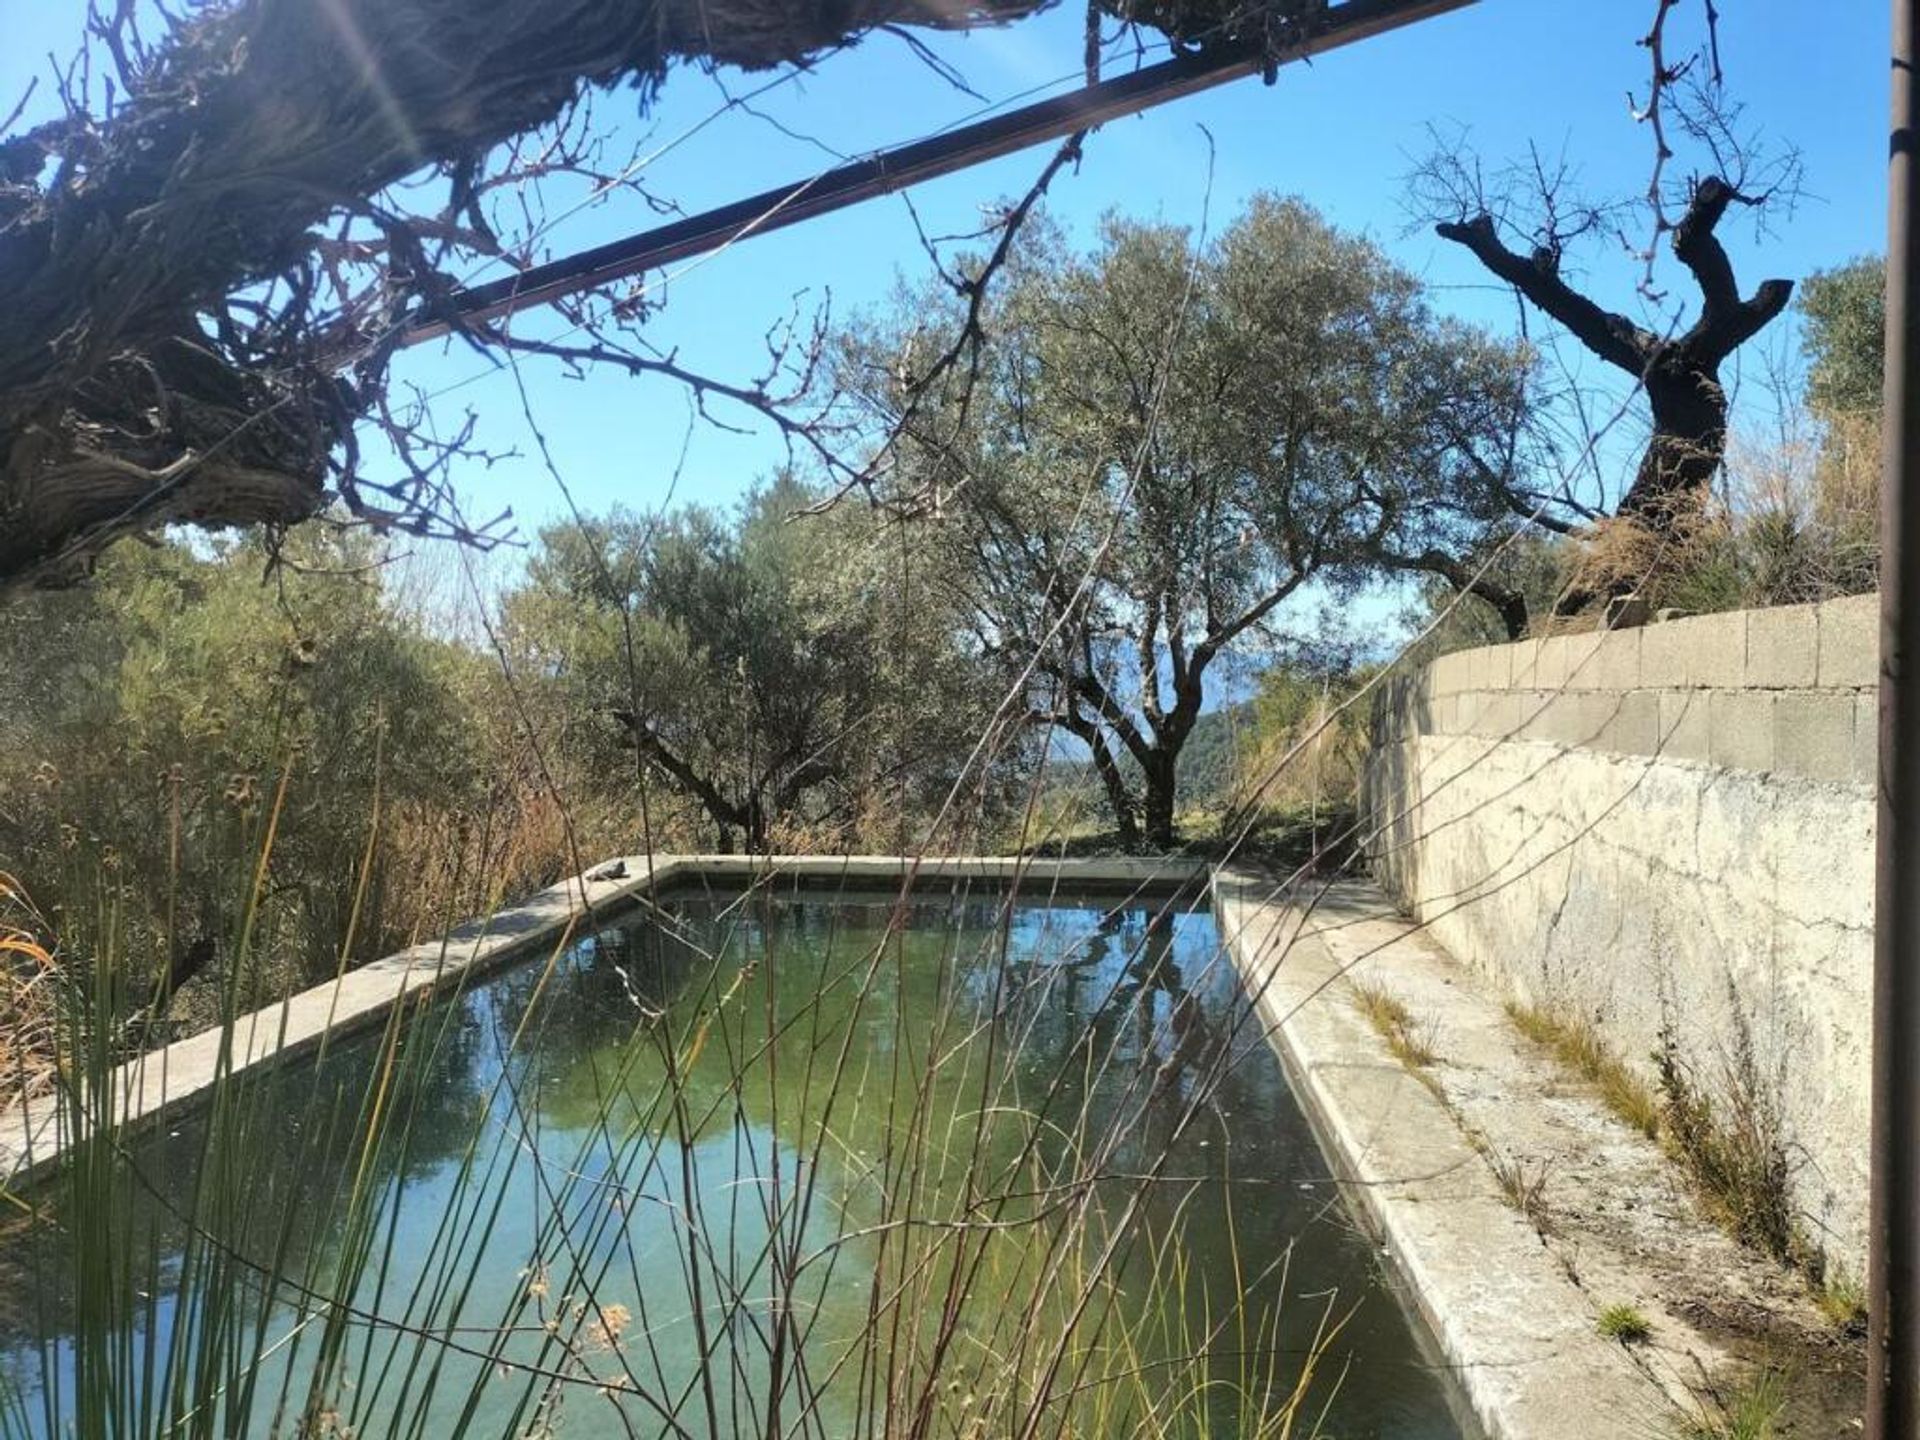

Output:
xmin=0 ymin=893 xmax=1469 ymax=1439
xmin=1000 ymin=906 xmax=1224 ymax=1103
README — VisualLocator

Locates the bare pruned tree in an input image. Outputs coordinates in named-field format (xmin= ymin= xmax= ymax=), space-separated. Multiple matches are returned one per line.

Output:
xmin=1408 ymin=0 xmax=1801 ymax=615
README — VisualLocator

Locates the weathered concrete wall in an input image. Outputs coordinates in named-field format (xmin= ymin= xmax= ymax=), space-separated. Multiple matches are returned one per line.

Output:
xmin=1363 ymin=595 xmax=1877 ymax=1276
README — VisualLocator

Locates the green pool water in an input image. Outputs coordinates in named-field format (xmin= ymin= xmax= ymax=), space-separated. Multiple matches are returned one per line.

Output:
xmin=0 ymin=883 xmax=1476 ymax=1439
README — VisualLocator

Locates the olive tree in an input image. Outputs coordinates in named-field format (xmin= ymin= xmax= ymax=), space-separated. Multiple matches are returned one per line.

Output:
xmin=852 ymin=197 xmax=1533 ymax=846
xmin=506 ymin=477 xmax=997 ymax=851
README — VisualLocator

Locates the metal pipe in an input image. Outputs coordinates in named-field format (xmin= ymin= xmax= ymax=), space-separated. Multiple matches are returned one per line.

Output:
xmin=399 ymin=0 xmax=1476 ymax=345
xmin=1870 ymin=0 xmax=1920 ymax=1433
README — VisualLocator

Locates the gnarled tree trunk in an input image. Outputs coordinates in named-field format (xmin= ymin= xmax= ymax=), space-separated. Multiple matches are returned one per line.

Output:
xmin=1435 ymin=176 xmax=1793 ymax=616
xmin=0 ymin=0 xmax=1320 ymax=591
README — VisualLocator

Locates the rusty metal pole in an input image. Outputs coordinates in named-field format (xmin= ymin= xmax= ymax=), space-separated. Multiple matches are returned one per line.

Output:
xmin=1871 ymin=0 xmax=1920 ymax=1433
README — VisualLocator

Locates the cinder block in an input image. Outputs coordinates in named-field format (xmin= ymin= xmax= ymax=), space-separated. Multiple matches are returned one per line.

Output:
xmin=1638 ymin=620 xmax=1691 ymax=689
xmin=1476 ymin=692 xmax=1512 ymax=736
xmin=1430 ymin=649 xmax=1472 ymax=697
xmin=1683 ymin=611 xmax=1748 ymax=689
xmin=1773 ymin=692 xmax=1861 ymax=784
xmin=1745 ymin=603 xmax=1819 ymax=689
xmin=1537 ymin=691 xmax=1609 ymax=748
xmin=1817 ymin=593 xmax=1879 ymax=689
xmin=1534 ymin=635 xmax=1573 ymax=691
xmin=1463 ymin=646 xmax=1491 ymax=691
xmin=1708 ymin=690 xmax=1776 ymax=773
xmin=1560 ymin=631 xmax=1608 ymax=691
xmin=1481 ymin=642 xmax=1515 ymax=691
xmin=1856 ymin=691 xmax=1880 ymax=787
xmin=1657 ymin=689 xmax=1712 ymax=763
xmin=1517 ymin=689 xmax=1559 ymax=742
xmin=1594 ymin=628 xmax=1643 ymax=691
xmin=1507 ymin=638 xmax=1542 ymax=687
xmin=1596 ymin=690 xmax=1660 ymax=756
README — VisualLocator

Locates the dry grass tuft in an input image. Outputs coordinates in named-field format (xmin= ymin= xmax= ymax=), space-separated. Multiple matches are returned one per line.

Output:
xmin=1656 ymin=1036 xmax=1801 ymax=1271
xmin=1486 ymin=1148 xmax=1552 ymax=1228
xmin=1351 ymin=980 xmax=1437 ymax=1069
xmin=1505 ymin=1001 xmax=1663 ymax=1139
xmin=1674 ymin=1367 xmax=1788 ymax=1440
xmin=0 ymin=873 xmax=59 ymax=1101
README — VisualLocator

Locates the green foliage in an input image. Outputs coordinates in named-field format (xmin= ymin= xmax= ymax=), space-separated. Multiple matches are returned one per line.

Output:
xmin=1217 ymin=660 xmax=1369 ymax=844
xmin=1595 ymin=1304 xmax=1652 ymax=1345
xmin=504 ymin=477 xmax=1002 ymax=852
xmin=0 ymin=530 xmax=490 ymax=1019
xmin=857 ymin=194 xmax=1530 ymax=843
xmin=1800 ymin=257 xmax=1884 ymax=423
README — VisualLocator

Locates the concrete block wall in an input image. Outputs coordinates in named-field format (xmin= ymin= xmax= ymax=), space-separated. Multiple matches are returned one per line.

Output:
xmin=1364 ymin=594 xmax=1877 ymax=1275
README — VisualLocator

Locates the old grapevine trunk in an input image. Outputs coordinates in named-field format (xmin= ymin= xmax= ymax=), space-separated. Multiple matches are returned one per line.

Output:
xmin=0 ymin=0 xmax=1326 ymax=591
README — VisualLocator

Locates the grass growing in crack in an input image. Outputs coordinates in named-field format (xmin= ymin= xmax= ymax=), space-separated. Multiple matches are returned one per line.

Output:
xmin=1509 ymin=1003 xmax=1830 ymax=1293
xmin=1674 ymin=1368 xmax=1787 ymax=1440
xmin=1351 ymin=981 xmax=1437 ymax=1068
xmin=1595 ymin=1303 xmax=1652 ymax=1345
xmin=1815 ymin=1271 xmax=1868 ymax=1333
xmin=1485 ymin=1149 xmax=1551 ymax=1228
xmin=1504 ymin=1001 xmax=1661 ymax=1139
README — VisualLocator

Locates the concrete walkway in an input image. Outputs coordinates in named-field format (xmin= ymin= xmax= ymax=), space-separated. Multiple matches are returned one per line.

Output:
xmin=1213 ymin=868 xmax=1852 ymax=1439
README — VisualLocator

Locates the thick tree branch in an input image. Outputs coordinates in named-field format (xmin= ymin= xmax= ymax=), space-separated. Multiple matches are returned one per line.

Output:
xmin=4 ymin=0 xmax=1276 ymax=588
xmin=1671 ymin=176 xmax=1794 ymax=363
xmin=1433 ymin=214 xmax=1657 ymax=375
xmin=610 ymin=707 xmax=748 ymax=832
xmin=1379 ymin=548 xmax=1529 ymax=640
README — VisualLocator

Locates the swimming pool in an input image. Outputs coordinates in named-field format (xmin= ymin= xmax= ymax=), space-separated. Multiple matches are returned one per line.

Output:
xmin=0 ymin=880 xmax=1475 ymax=1439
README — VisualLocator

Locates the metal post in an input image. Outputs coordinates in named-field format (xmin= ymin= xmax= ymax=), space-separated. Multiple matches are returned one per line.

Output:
xmin=1870 ymin=0 xmax=1920 ymax=1432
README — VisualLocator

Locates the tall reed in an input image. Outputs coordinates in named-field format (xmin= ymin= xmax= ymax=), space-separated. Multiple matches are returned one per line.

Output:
xmin=0 ymin=809 xmax=1367 ymax=1439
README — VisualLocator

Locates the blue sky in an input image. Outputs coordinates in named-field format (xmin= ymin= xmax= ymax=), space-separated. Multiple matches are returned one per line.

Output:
xmin=0 ymin=1 xmax=1892 ymax=548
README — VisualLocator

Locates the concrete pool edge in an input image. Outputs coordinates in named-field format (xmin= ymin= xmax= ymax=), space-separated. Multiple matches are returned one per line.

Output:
xmin=1209 ymin=866 xmax=1672 ymax=1440
xmin=0 ymin=853 xmax=1208 ymax=1193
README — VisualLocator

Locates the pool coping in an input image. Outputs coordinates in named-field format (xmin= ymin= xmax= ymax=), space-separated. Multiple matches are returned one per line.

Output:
xmin=0 ymin=853 xmax=1207 ymax=1194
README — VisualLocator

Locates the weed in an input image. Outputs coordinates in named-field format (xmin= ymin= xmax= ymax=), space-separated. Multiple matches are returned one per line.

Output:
xmin=1486 ymin=1148 xmax=1552 ymax=1228
xmin=0 ymin=875 xmax=59 ymax=1100
xmin=1655 ymin=1024 xmax=1799 ymax=1269
xmin=1674 ymin=1367 xmax=1787 ymax=1440
xmin=1595 ymin=1303 xmax=1652 ymax=1345
xmin=1815 ymin=1271 xmax=1868 ymax=1334
xmin=1504 ymin=1001 xmax=1662 ymax=1139
xmin=1352 ymin=980 xmax=1438 ymax=1068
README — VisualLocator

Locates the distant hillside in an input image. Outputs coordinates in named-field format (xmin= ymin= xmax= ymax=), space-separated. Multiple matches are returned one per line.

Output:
xmin=1040 ymin=701 xmax=1255 ymax=813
